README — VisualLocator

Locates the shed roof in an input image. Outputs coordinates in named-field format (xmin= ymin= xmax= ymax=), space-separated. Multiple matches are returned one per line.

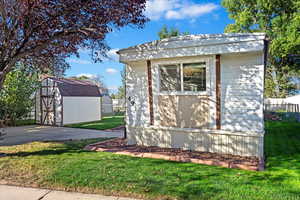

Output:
xmin=48 ymin=77 xmax=101 ymax=97
xmin=117 ymin=33 xmax=267 ymax=62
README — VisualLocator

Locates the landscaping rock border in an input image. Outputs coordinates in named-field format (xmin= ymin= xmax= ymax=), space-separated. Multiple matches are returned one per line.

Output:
xmin=84 ymin=138 xmax=264 ymax=171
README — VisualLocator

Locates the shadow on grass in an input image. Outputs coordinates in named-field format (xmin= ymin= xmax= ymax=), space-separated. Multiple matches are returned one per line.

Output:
xmin=2 ymin=138 xmax=110 ymax=157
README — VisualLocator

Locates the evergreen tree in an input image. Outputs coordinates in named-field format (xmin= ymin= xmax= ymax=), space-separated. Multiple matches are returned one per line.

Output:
xmin=158 ymin=25 xmax=190 ymax=39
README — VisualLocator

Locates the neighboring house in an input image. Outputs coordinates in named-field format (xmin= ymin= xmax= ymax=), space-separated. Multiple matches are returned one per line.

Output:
xmin=112 ymin=99 xmax=125 ymax=112
xmin=118 ymin=33 xmax=267 ymax=160
xmin=98 ymin=86 xmax=113 ymax=116
xmin=101 ymin=94 xmax=113 ymax=116
xmin=35 ymin=77 xmax=102 ymax=126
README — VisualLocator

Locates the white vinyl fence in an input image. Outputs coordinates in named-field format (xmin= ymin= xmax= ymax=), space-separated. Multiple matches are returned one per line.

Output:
xmin=264 ymin=98 xmax=300 ymax=113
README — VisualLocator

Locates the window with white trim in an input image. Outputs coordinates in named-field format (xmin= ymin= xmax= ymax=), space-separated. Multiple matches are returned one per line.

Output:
xmin=159 ymin=62 xmax=206 ymax=92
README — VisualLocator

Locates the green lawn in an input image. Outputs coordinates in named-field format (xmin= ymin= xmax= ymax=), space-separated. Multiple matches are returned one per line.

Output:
xmin=65 ymin=116 xmax=124 ymax=130
xmin=0 ymin=121 xmax=300 ymax=200
xmin=14 ymin=119 xmax=36 ymax=126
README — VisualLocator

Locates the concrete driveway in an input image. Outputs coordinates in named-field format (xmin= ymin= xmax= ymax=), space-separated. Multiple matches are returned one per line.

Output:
xmin=0 ymin=125 xmax=124 ymax=146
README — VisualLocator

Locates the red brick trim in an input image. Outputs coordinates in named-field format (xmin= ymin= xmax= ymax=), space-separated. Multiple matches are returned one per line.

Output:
xmin=216 ymin=55 xmax=221 ymax=130
xmin=147 ymin=60 xmax=154 ymax=125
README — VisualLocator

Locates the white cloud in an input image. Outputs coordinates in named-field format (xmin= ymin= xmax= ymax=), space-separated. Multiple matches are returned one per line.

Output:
xmin=165 ymin=10 xmax=181 ymax=19
xmin=76 ymin=73 xmax=97 ymax=79
xmin=106 ymin=49 xmax=119 ymax=61
xmin=78 ymin=47 xmax=89 ymax=54
xmin=145 ymin=0 xmax=218 ymax=20
xmin=106 ymin=68 xmax=119 ymax=74
xmin=145 ymin=0 xmax=177 ymax=20
xmin=97 ymin=48 xmax=120 ymax=62
xmin=107 ymin=85 xmax=119 ymax=91
xmin=67 ymin=58 xmax=91 ymax=65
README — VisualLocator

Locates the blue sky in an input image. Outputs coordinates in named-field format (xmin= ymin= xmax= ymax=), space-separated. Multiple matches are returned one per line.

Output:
xmin=65 ymin=0 xmax=233 ymax=93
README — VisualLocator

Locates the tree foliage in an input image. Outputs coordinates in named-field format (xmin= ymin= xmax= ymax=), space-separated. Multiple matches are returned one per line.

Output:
xmin=222 ymin=0 xmax=300 ymax=97
xmin=0 ymin=0 xmax=147 ymax=88
xmin=0 ymin=65 xmax=40 ymax=125
xmin=158 ymin=25 xmax=190 ymax=39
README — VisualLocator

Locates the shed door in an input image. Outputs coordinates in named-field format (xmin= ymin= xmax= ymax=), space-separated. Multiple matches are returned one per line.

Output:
xmin=40 ymin=79 xmax=61 ymax=126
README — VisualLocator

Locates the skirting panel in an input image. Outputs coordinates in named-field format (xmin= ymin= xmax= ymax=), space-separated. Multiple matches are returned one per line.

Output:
xmin=127 ymin=126 xmax=264 ymax=158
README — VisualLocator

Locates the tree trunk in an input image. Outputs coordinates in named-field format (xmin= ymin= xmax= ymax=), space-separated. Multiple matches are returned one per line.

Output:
xmin=0 ymin=62 xmax=15 ymax=90
xmin=0 ymin=72 xmax=5 ymax=90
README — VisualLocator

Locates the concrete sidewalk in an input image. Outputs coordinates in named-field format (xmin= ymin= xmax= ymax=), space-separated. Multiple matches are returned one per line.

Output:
xmin=0 ymin=185 xmax=136 ymax=200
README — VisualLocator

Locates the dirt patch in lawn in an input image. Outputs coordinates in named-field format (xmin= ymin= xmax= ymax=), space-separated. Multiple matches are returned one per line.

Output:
xmin=85 ymin=138 xmax=264 ymax=171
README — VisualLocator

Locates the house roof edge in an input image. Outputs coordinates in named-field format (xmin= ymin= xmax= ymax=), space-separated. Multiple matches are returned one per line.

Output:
xmin=117 ymin=33 xmax=266 ymax=55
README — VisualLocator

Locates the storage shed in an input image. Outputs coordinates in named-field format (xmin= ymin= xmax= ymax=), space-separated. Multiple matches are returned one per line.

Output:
xmin=118 ymin=33 xmax=267 ymax=160
xmin=35 ymin=77 xmax=102 ymax=126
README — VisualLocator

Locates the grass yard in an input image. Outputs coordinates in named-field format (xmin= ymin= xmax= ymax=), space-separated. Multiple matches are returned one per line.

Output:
xmin=1 ymin=119 xmax=36 ymax=127
xmin=14 ymin=119 xmax=36 ymax=126
xmin=65 ymin=115 xmax=124 ymax=130
xmin=0 ymin=121 xmax=300 ymax=200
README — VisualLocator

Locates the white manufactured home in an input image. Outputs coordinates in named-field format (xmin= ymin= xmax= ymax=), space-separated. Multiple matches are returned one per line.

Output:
xmin=35 ymin=77 xmax=102 ymax=126
xmin=118 ymin=33 xmax=267 ymax=159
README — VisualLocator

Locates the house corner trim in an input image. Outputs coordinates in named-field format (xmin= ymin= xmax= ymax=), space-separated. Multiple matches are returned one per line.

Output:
xmin=147 ymin=60 xmax=154 ymax=125
xmin=216 ymin=54 xmax=221 ymax=130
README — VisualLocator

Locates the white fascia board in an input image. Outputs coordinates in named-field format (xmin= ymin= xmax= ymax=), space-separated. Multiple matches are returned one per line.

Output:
xmin=119 ymin=40 xmax=265 ymax=63
xmin=118 ymin=33 xmax=266 ymax=53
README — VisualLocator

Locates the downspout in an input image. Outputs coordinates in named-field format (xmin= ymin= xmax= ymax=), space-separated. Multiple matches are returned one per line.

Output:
xmin=263 ymin=39 xmax=269 ymax=111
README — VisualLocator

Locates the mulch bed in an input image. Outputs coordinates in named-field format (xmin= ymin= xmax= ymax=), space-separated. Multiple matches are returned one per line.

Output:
xmin=264 ymin=112 xmax=282 ymax=121
xmin=84 ymin=138 xmax=264 ymax=171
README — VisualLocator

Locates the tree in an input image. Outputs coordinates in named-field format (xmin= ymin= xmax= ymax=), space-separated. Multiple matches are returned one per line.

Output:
xmin=0 ymin=0 xmax=147 ymax=89
xmin=44 ymin=56 xmax=70 ymax=78
xmin=25 ymin=55 xmax=70 ymax=78
xmin=0 ymin=64 xmax=40 ymax=125
xmin=69 ymin=75 xmax=91 ymax=81
xmin=158 ymin=25 xmax=190 ymax=39
xmin=222 ymin=0 xmax=300 ymax=97
xmin=114 ymin=68 xmax=125 ymax=99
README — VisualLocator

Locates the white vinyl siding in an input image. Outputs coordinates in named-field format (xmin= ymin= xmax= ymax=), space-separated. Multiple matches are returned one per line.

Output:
xmin=221 ymin=52 xmax=264 ymax=133
xmin=126 ymin=62 xmax=150 ymax=127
